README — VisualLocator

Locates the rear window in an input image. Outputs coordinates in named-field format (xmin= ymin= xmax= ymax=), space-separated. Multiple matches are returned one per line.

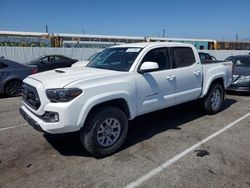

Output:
xmin=0 ymin=62 xmax=8 ymax=69
xmin=172 ymin=47 xmax=196 ymax=68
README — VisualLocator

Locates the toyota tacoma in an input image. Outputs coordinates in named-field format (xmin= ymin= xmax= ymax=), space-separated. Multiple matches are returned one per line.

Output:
xmin=20 ymin=42 xmax=233 ymax=157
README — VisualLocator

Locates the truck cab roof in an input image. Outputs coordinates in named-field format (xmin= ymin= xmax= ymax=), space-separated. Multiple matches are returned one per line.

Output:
xmin=111 ymin=42 xmax=195 ymax=49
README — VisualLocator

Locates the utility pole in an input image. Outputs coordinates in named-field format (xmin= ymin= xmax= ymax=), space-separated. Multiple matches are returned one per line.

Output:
xmin=162 ymin=29 xmax=166 ymax=38
xmin=45 ymin=24 xmax=48 ymax=33
xmin=235 ymin=33 xmax=239 ymax=41
xmin=82 ymin=27 xmax=85 ymax=34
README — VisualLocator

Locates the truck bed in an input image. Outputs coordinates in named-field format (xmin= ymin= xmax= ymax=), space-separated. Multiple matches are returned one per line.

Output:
xmin=201 ymin=60 xmax=227 ymax=64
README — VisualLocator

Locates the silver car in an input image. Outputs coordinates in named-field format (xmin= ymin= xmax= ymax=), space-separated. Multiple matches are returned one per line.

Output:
xmin=0 ymin=58 xmax=37 ymax=97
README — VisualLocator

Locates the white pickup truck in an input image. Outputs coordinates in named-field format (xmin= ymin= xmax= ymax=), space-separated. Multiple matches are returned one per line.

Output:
xmin=20 ymin=42 xmax=233 ymax=157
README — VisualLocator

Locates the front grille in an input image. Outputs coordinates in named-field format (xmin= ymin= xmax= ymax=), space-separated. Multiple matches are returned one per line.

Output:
xmin=21 ymin=83 xmax=41 ymax=110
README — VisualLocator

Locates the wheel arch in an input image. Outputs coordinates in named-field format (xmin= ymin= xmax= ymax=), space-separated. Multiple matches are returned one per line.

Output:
xmin=200 ymin=78 xmax=225 ymax=114
xmin=87 ymin=98 xmax=131 ymax=119
xmin=77 ymin=93 xmax=136 ymax=129
xmin=201 ymin=76 xmax=225 ymax=98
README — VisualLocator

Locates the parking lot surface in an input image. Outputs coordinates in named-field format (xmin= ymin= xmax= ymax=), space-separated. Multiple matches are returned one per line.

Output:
xmin=0 ymin=93 xmax=249 ymax=188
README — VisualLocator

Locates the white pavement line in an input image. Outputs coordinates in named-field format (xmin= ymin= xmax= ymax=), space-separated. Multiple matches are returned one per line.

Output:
xmin=125 ymin=113 xmax=250 ymax=188
xmin=0 ymin=125 xmax=20 ymax=132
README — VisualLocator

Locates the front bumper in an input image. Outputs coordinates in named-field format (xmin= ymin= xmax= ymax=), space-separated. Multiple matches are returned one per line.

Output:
xmin=19 ymin=107 xmax=44 ymax=132
xmin=227 ymin=84 xmax=250 ymax=92
xmin=19 ymin=105 xmax=81 ymax=134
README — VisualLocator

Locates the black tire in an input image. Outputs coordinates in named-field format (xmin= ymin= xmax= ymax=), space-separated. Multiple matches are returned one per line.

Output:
xmin=4 ymin=80 xmax=22 ymax=97
xmin=201 ymin=83 xmax=225 ymax=114
xmin=80 ymin=106 xmax=128 ymax=157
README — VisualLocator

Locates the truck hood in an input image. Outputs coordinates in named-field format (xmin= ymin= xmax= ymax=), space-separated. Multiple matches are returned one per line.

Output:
xmin=27 ymin=67 xmax=125 ymax=88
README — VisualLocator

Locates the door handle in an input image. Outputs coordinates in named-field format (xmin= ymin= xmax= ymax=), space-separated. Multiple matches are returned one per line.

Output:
xmin=194 ymin=71 xmax=201 ymax=76
xmin=166 ymin=75 xmax=176 ymax=81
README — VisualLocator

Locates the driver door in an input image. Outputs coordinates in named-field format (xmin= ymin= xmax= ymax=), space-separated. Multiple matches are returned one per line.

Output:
xmin=136 ymin=47 xmax=176 ymax=115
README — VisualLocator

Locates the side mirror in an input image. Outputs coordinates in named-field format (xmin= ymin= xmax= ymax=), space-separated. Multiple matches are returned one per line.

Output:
xmin=138 ymin=61 xmax=159 ymax=74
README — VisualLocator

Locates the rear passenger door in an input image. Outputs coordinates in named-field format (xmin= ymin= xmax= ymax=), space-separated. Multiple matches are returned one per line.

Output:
xmin=170 ymin=47 xmax=202 ymax=104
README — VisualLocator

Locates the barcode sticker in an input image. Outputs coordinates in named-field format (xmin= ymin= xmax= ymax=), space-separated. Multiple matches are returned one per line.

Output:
xmin=126 ymin=48 xmax=141 ymax=52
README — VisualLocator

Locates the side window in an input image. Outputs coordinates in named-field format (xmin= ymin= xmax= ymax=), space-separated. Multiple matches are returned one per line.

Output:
xmin=199 ymin=53 xmax=206 ymax=60
xmin=206 ymin=54 xmax=210 ymax=60
xmin=47 ymin=56 xmax=55 ymax=63
xmin=0 ymin=62 xmax=9 ymax=69
xmin=55 ymin=56 xmax=64 ymax=62
xmin=172 ymin=47 xmax=196 ymax=68
xmin=141 ymin=48 xmax=170 ymax=71
xmin=39 ymin=57 xmax=48 ymax=64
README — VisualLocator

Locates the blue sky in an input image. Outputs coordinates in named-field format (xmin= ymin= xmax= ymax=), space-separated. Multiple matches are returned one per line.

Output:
xmin=0 ymin=0 xmax=249 ymax=40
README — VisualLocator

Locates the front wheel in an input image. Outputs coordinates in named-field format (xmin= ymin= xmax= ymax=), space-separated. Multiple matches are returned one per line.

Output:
xmin=201 ymin=83 xmax=224 ymax=114
xmin=5 ymin=80 xmax=22 ymax=97
xmin=80 ymin=106 xmax=128 ymax=157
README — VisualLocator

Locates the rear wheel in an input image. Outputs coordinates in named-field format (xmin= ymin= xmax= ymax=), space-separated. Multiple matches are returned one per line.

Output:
xmin=201 ymin=83 xmax=224 ymax=114
xmin=80 ymin=106 xmax=128 ymax=157
xmin=5 ymin=80 xmax=22 ymax=97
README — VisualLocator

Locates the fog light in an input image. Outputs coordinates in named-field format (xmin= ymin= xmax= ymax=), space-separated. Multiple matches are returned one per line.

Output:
xmin=41 ymin=111 xmax=59 ymax=122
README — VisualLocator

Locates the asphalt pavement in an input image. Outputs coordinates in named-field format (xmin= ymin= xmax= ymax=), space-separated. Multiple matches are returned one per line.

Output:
xmin=0 ymin=93 xmax=249 ymax=188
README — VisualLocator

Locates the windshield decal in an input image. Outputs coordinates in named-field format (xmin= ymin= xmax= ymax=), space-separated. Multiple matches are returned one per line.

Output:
xmin=126 ymin=48 xmax=141 ymax=53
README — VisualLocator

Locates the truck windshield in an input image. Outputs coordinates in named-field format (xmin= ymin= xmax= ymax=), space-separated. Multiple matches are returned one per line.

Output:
xmin=87 ymin=47 xmax=142 ymax=71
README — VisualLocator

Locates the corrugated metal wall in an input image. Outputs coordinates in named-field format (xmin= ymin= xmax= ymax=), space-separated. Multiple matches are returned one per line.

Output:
xmin=0 ymin=47 xmax=101 ymax=63
xmin=199 ymin=50 xmax=250 ymax=60
xmin=0 ymin=46 xmax=249 ymax=63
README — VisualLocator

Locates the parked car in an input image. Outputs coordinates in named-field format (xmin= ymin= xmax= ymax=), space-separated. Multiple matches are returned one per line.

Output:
xmin=72 ymin=52 xmax=100 ymax=67
xmin=27 ymin=55 xmax=77 ymax=72
xmin=20 ymin=42 xmax=233 ymax=157
xmin=0 ymin=58 xmax=37 ymax=97
xmin=225 ymin=55 xmax=250 ymax=92
xmin=199 ymin=52 xmax=216 ymax=61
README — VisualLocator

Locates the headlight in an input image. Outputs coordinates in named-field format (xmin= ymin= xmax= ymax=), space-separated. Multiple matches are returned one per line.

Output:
xmin=245 ymin=75 xmax=250 ymax=80
xmin=46 ymin=88 xmax=83 ymax=102
xmin=238 ymin=75 xmax=250 ymax=82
